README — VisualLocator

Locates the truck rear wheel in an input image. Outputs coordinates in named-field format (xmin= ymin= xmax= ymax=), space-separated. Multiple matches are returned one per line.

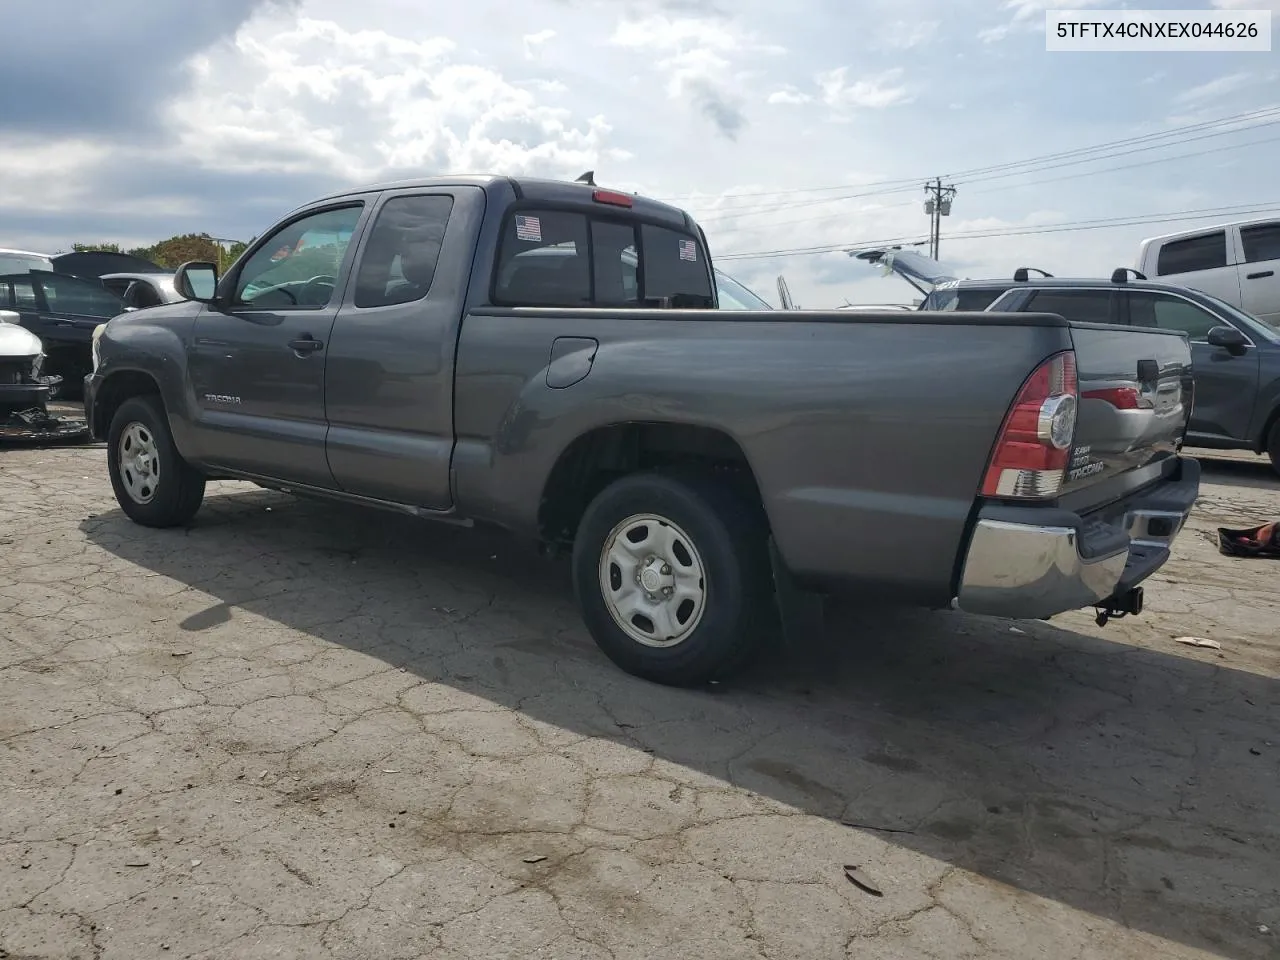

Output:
xmin=107 ymin=395 xmax=206 ymax=528
xmin=571 ymin=471 xmax=772 ymax=686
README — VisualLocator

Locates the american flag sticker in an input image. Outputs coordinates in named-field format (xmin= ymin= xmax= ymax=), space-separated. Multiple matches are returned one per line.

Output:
xmin=514 ymin=215 xmax=542 ymax=242
xmin=679 ymin=238 xmax=697 ymax=262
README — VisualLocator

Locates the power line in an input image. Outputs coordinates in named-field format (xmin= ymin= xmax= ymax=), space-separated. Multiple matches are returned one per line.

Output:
xmin=691 ymin=113 xmax=1280 ymax=225
xmin=711 ymin=202 xmax=1280 ymax=262
xmin=658 ymin=104 xmax=1280 ymax=205
xmin=699 ymin=131 xmax=1280 ymax=237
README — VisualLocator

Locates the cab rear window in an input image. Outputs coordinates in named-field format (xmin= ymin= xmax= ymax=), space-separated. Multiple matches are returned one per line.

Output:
xmin=493 ymin=209 xmax=712 ymax=307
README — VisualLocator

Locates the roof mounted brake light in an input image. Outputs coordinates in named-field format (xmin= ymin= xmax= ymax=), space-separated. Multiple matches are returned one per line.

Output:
xmin=592 ymin=189 xmax=634 ymax=208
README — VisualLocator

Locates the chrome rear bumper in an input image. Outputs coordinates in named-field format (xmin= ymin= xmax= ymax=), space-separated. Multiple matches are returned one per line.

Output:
xmin=955 ymin=457 xmax=1198 ymax=621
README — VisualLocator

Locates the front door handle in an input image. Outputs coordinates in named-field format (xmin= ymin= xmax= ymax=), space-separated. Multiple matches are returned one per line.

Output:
xmin=288 ymin=336 xmax=324 ymax=356
xmin=1246 ymin=270 xmax=1274 ymax=279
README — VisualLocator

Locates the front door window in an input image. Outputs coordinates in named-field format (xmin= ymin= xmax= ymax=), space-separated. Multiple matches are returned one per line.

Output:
xmin=234 ymin=206 xmax=363 ymax=309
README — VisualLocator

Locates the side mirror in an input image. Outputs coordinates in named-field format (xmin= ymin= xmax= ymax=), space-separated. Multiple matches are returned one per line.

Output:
xmin=1206 ymin=324 xmax=1248 ymax=355
xmin=174 ymin=261 xmax=219 ymax=302
xmin=0 ymin=309 xmax=19 ymax=325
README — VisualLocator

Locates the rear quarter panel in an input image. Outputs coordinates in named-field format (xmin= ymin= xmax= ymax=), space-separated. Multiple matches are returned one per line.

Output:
xmin=453 ymin=309 xmax=1073 ymax=603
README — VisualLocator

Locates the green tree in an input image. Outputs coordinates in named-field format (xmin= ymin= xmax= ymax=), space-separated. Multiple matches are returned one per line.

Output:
xmin=72 ymin=242 xmax=122 ymax=253
xmin=148 ymin=233 xmax=223 ymax=269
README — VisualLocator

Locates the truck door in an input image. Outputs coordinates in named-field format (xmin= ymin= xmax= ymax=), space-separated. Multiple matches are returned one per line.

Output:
xmin=1237 ymin=220 xmax=1280 ymax=328
xmin=187 ymin=202 xmax=367 ymax=488
xmin=323 ymin=186 xmax=485 ymax=508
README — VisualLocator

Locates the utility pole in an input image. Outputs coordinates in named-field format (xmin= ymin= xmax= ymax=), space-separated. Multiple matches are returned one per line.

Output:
xmin=923 ymin=178 xmax=956 ymax=260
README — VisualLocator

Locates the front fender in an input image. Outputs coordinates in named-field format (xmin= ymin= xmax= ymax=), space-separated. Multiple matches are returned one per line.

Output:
xmin=96 ymin=309 xmax=199 ymax=453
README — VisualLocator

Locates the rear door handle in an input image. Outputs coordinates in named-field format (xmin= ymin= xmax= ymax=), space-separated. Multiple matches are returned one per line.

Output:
xmin=1246 ymin=270 xmax=1274 ymax=279
xmin=288 ymin=336 xmax=324 ymax=355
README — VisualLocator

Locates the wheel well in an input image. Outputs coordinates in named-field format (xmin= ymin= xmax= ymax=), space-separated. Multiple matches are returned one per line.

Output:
xmin=1257 ymin=405 xmax=1280 ymax=455
xmin=538 ymin=422 xmax=768 ymax=547
xmin=94 ymin=371 xmax=162 ymax=438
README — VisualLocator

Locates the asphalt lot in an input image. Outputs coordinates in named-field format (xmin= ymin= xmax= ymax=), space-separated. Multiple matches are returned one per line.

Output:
xmin=2 ymin=435 xmax=1278 ymax=960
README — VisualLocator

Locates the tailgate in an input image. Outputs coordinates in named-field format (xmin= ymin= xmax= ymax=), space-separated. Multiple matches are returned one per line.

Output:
xmin=1059 ymin=322 xmax=1193 ymax=508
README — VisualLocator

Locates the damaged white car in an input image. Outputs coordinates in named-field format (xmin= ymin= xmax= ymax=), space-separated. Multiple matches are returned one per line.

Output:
xmin=0 ymin=310 xmax=86 ymax=441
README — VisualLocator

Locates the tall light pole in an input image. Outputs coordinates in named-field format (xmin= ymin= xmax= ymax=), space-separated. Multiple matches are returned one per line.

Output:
xmin=208 ymin=237 xmax=245 ymax=272
xmin=923 ymin=178 xmax=956 ymax=260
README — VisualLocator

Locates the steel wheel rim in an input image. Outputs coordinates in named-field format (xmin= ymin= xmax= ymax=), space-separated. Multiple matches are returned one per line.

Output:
xmin=598 ymin=513 xmax=707 ymax=648
xmin=117 ymin=421 xmax=160 ymax=505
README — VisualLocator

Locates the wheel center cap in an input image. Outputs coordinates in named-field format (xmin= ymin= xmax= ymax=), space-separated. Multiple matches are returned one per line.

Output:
xmin=641 ymin=567 xmax=662 ymax=592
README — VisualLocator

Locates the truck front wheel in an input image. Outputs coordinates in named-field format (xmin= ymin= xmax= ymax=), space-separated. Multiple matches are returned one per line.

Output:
xmin=571 ymin=471 xmax=772 ymax=686
xmin=107 ymin=395 xmax=206 ymax=528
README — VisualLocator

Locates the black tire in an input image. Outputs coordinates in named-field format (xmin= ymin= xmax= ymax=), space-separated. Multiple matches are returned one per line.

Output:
xmin=570 ymin=470 xmax=773 ymax=686
xmin=1268 ymin=419 xmax=1280 ymax=477
xmin=107 ymin=395 xmax=206 ymax=527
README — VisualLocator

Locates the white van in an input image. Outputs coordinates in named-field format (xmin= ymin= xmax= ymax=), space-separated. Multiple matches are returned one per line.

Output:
xmin=1136 ymin=217 xmax=1280 ymax=328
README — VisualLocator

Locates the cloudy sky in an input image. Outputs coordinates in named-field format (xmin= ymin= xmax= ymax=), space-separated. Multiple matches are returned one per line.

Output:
xmin=2 ymin=0 xmax=1278 ymax=306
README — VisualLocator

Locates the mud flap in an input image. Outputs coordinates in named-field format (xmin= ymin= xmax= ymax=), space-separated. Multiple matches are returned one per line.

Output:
xmin=768 ymin=536 xmax=825 ymax=646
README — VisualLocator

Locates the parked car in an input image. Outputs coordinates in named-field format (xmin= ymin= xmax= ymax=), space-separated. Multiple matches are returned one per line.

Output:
xmin=86 ymin=175 xmax=1199 ymax=685
xmin=0 ymin=309 xmax=56 ymax=415
xmin=99 ymin=272 xmax=183 ymax=309
xmin=0 ymin=269 xmax=127 ymax=394
xmin=0 ymin=247 xmax=54 ymax=274
xmin=864 ymin=252 xmax=1280 ymax=474
xmin=1137 ymin=217 xmax=1280 ymax=329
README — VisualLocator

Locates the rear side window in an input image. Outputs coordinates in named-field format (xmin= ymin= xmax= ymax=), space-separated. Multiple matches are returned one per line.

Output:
xmin=353 ymin=195 xmax=455 ymax=308
xmin=640 ymin=224 xmax=713 ymax=304
xmin=1025 ymin=289 xmax=1115 ymax=324
xmin=492 ymin=209 xmax=709 ymax=307
xmin=494 ymin=211 xmax=591 ymax=306
xmin=1156 ymin=232 xmax=1227 ymax=275
xmin=1240 ymin=222 xmax=1280 ymax=264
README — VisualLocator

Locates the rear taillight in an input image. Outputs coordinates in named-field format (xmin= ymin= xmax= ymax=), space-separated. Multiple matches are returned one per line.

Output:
xmin=981 ymin=351 xmax=1078 ymax=499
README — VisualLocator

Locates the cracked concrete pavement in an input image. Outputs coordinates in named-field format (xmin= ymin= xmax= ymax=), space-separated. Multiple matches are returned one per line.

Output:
xmin=2 ymin=442 xmax=1278 ymax=960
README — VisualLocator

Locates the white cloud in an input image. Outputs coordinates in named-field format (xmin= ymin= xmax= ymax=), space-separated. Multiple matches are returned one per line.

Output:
xmin=608 ymin=13 xmax=785 ymax=139
xmin=817 ymin=67 xmax=911 ymax=112
xmin=877 ymin=19 xmax=939 ymax=50
xmin=980 ymin=0 xmax=1107 ymax=40
xmin=767 ymin=86 xmax=812 ymax=105
xmin=522 ymin=28 xmax=556 ymax=59
xmin=1003 ymin=0 xmax=1107 ymax=21
xmin=1211 ymin=0 xmax=1280 ymax=10
xmin=1174 ymin=71 xmax=1257 ymax=105
xmin=176 ymin=17 xmax=609 ymax=181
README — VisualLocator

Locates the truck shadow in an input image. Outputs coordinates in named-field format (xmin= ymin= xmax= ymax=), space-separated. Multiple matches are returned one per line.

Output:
xmin=81 ymin=489 xmax=1278 ymax=960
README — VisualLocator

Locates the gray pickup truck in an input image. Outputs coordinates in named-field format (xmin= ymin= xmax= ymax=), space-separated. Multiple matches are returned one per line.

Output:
xmin=85 ymin=175 xmax=1201 ymax=686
